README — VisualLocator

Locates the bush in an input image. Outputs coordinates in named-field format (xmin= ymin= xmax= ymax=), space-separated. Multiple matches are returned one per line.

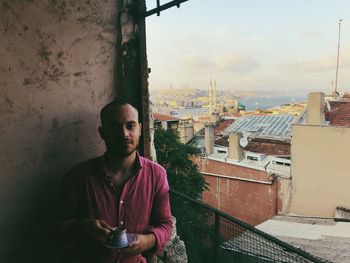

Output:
xmin=155 ymin=129 xmax=214 ymax=262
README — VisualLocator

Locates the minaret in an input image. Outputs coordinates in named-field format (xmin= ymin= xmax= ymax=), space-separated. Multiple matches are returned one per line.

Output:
xmin=213 ymin=79 xmax=217 ymax=112
xmin=209 ymin=79 xmax=212 ymax=114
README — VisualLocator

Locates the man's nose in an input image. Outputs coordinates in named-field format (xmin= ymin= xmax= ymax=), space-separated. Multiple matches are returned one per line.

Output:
xmin=122 ymin=126 xmax=130 ymax=137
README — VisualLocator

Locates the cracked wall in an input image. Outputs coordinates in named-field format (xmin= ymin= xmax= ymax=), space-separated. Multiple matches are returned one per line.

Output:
xmin=0 ymin=0 xmax=117 ymax=261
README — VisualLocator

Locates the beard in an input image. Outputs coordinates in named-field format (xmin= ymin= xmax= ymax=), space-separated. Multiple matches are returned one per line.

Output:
xmin=107 ymin=139 xmax=139 ymax=157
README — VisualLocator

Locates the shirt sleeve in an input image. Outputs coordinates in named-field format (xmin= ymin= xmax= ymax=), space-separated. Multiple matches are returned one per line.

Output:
xmin=147 ymin=167 xmax=173 ymax=254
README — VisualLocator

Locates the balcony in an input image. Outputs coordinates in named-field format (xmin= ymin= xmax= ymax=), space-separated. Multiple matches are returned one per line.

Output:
xmin=164 ymin=189 xmax=329 ymax=263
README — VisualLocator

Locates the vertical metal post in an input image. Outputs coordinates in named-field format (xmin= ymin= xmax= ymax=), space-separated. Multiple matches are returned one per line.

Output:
xmin=157 ymin=0 xmax=160 ymax=16
xmin=335 ymin=19 xmax=343 ymax=94
xmin=214 ymin=212 xmax=220 ymax=261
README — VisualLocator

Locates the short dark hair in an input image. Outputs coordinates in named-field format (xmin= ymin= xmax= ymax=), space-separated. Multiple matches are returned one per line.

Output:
xmin=100 ymin=100 xmax=139 ymax=125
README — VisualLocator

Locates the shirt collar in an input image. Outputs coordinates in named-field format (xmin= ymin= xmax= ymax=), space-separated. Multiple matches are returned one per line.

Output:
xmin=101 ymin=151 xmax=144 ymax=176
xmin=135 ymin=151 xmax=144 ymax=170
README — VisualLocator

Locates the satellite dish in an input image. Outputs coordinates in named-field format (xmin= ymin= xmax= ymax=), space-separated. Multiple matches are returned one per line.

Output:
xmin=240 ymin=137 xmax=248 ymax=148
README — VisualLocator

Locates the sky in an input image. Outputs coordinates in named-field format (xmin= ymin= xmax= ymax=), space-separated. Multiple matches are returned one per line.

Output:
xmin=145 ymin=0 xmax=350 ymax=95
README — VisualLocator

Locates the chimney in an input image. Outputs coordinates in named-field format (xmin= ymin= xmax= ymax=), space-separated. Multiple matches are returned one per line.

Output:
xmin=228 ymin=132 xmax=244 ymax=161
xmin=205 ymin=123 xmax=215 ymax=155
xmin=178 ymin=120 xmax=194 ymax=144
xmin=161 ymin=120 xmax=168 ymax=130
xmin=307 ymin=92 xmax=325 ymax=125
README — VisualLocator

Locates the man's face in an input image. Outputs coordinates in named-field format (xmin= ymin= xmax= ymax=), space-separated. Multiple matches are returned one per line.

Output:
xmin=99 ymin=104 xmax=142 ymax=157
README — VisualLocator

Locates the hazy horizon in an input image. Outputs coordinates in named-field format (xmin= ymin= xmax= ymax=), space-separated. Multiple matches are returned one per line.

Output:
xmin=150 ymin=86 xmax=328 ymax=97
xmin=146 ymin=0 xmax=350 ymax=94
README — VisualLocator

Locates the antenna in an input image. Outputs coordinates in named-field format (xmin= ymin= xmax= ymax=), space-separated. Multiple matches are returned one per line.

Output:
xmin=239 ymin=137 xmax=248 ymax=148
xmin=239 ymin=132 xmax=249 ymax=148
xmin=335 ymin=19 xmax=343 ymax=94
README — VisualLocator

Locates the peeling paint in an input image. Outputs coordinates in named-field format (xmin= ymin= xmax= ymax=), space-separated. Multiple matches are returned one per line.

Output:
xmin=0 ymin=0 xmax=116 ymax=261
xmin=0 ymin=90 xmax=15 ymax=114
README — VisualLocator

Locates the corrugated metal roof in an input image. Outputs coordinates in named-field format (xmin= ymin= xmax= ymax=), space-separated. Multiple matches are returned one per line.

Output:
xmin=224 ymin=115 xmax=295 ymax=139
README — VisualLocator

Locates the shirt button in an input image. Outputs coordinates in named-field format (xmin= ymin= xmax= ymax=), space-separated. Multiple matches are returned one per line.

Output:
xmin=120 ymin=221 xmax=124 ymax=225
xmin=120 ymin=200 xmax=123 ymax=204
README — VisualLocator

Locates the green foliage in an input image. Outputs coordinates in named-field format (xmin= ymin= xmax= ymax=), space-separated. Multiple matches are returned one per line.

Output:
xmin=155 ymin=128 xmax=214 ymax=262
xmin=154 ymin=128 xmax=206 ymax=198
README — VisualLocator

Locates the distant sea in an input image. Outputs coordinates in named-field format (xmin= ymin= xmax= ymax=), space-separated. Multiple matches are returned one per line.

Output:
xmin=240 ymin=95 xmax=307 ymax=111
xmin=170 ymin=95 xmax=307 ymax=118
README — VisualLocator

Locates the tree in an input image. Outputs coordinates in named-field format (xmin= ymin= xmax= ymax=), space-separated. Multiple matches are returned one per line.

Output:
xmin=154 ymin=128 xmax=206 ymax=198
xmin=154 ymin=128 xmax=214 ymax=262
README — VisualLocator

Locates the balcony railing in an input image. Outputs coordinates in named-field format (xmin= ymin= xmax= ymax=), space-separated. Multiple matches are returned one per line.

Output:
xmin=168 ymin=189 xmax=330 ymax=263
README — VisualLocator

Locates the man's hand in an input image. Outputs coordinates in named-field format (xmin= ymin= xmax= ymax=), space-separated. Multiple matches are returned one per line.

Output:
xmin=61 ymin=219 xmax=114 ymax=244
xmin=79 ymin=219 xmax=114 ymax=243
xmin=121 ymin=233 xmax=156 ymax=255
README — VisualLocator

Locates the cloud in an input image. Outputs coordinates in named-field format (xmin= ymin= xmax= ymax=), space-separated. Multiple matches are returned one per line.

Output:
xmin=298 ymin=30 xmax=322 ymax=39
xmin=184 ymin=52 xmax=259 ymax=74
xmin=281 ymin=51 xmax=350 ymax=73
xmin=184 ymin=53 xmax=212 ymax=69
xmin=213 ymin=54 xmax=259 ymax=73
xmin=282 ymin=59 xmax=335 ymax=72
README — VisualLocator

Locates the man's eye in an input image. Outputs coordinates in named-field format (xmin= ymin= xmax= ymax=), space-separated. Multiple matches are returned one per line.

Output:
xmin=126 ymin=123 xmax=136 ymax=130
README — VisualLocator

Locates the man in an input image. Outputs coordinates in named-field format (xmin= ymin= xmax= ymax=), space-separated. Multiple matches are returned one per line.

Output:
xmin=58 ymin=100 xmax=173 ymax=263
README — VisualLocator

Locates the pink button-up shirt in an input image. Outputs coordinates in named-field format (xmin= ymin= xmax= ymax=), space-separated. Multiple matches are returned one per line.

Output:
xmin=59 ymin=153 xmax=173 ymax=263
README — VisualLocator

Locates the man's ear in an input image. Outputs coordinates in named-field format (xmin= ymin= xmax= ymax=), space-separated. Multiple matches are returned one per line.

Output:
xmin=98 ymin=126 xmax=104 ymax=140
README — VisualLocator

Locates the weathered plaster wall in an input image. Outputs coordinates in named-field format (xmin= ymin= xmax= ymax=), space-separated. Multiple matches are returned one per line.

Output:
xmin=194 ymin=157 xmax=278 ymax=226
xmin=0 ymin=0 xmax=116 ymax=261
xmin=289 ymin=125 xmax=350 ymax=217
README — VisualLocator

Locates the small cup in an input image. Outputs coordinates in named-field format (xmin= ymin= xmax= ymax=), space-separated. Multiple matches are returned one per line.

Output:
xmin=108 ymin=226 xmax=128 ymax=248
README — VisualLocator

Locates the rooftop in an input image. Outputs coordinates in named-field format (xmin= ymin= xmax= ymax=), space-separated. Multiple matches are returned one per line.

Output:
xmin=154 ymin=113 xmax=179 ymax=122
xmin=224 ymin=115 xmax=296 ymax=140
xmin=325 ymin=100 xmax=350 ymax=126
xmin=214 ymin=137 xmax=291 ymax=157
xmin=257 ymin=216 xmax=350 ymax=263
xmin=244 ymin=138 xmax=291 ymax=157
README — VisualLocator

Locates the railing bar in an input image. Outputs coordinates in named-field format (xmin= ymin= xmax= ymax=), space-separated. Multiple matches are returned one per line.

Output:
xmin=142 ymin=0 xmax=189 ymax=17
xmin=156 ymin=0 xmax=160 ymax=16
xmin=170 ymin=189 xmax=328 ymax=263
xmin=214 ymin=212 xmax=220 ymax=260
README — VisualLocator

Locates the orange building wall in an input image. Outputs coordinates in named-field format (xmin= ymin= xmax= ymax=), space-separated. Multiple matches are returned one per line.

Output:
xmin=194 ymin=157 xmax=279 ymax=226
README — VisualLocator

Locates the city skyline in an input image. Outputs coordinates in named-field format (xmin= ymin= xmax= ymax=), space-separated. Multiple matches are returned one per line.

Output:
xmin=145 ymin=0 xmax=350 ymax=94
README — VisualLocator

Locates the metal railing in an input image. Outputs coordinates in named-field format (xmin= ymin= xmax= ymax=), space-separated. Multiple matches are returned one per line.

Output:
xmin=169 ymin=189 xmax=330 ymax=263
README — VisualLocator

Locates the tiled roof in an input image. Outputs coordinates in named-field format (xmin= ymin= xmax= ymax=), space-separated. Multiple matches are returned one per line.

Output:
xmin=153 ymin=113 xmax=179 ymax=122
xmin=325 ymin=101 xmax=350 ymax=126
xmin=341 ymin=93 xmax=350 ymax=99
xmin=215 ymin=136 xmax=290 ymax=156
xmin=245 ymin=138 xmax=290 ymax=156
xmin=215 ymin=136 xmax=229 ymax=147
xmin=221 ymin=112 xmax=242 ymax=118
xmin=215 ymin=119 xmax=235 ymax=135
xmin=193 ymin=119 xmax=236 ymax=137
xmin=196 ymin=116 xmax=211 ymax=122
